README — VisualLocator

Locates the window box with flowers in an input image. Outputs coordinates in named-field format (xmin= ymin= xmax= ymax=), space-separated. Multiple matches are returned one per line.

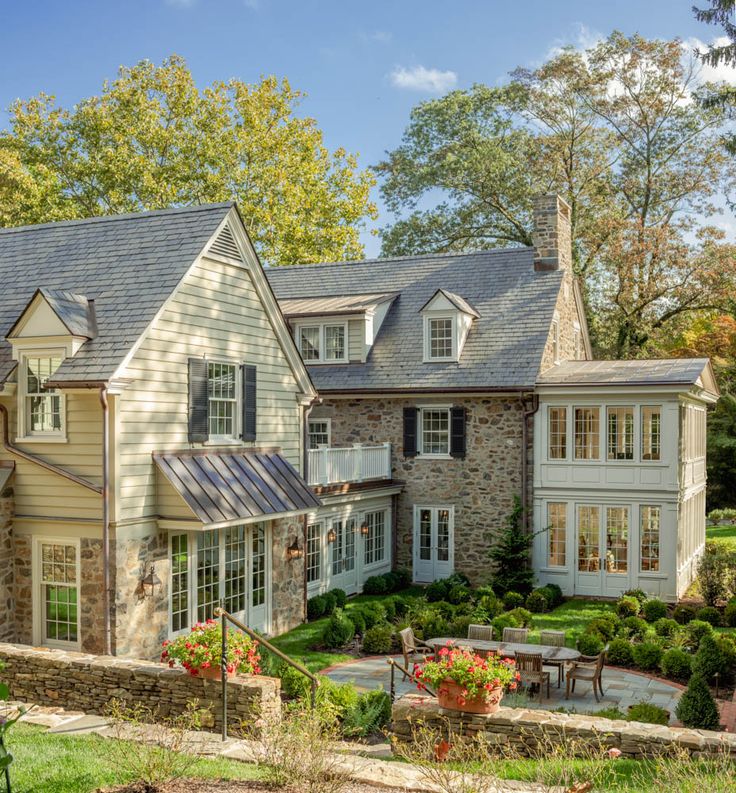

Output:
xmin=161 ymin=619 xmax=261 ymax=680
xmin=414 ymin=643 xmax=520 ymax=714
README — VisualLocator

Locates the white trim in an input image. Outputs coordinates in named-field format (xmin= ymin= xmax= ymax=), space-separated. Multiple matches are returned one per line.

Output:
xmin=206 ymin=359 xmax=241 ymax=442
xmin=17 ymin=350 xmax=68 ymax=441
xmin=307 ymin=417 xmax=332 ymax=448
xmin=417 ymin=405 xmax=451 ymax=457
xmin=423 ymin=312 xmax=458 ymax=363
xmin=412 ymin=504 xmax=455 ymax=582
xmin=293 ymin=320 xmax=349 ymax=364
xmin=32 ymin=535 xmax=81 ymax=651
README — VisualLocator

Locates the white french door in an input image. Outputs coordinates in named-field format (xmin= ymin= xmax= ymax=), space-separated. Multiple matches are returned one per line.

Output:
xmin=330 ymin=516 xmax=358 ymax=594
xmin=413 ymin=506 xmax=454 ymax=583
xmin=575 ymin=505 xmax=630 ymax=597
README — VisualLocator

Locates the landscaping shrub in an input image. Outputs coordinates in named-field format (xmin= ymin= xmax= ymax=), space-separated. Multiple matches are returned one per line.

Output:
xmin=724 ymin=598 xmax=736 ymax=628
xmin=660 ymin=647 xmax=693 ymax=682
xmin=394 ymin=567 xmax=412 ymax=590
xmin=321 ymin=610 xmax=355 ymax=649
xmin=692 ymin=634 xmax=728 ymax=681
xmin=525 ymin=589 xmax=550 ymax=613
xmin=475 ymin=593 xmax=503 ymax=621
xmin=361 ymin=623 xmax=394 ymax=654
xmin=314 ymin=678 xmax=360 ymax=720
xmin=616 ymin=595 xmax=641 ymax=618
xmin=349 ymin=609 xmax=366 ymax=635
xmin=492 ymin=612 xmax=521 ymax=638
xmin=362 ymin=575 xmax=388 ymax=596
xmin=433 ymin=600 xmax=457 ymax=619
xmin=627 ymin=703 xmax=669 ymax=725
xmin=506 ymin=607 xmax=533 ymax=628
xmin=622 ymin=588 xmax=648 ymax=604
xmin=278 ymin=663 xmax=312 ymax=700
xmin=717 ymin=634 xmax=736 ymax=681
xmin=355 ymin=602 xmax=386 ymax=629
xmin=502 ymin=591 xmax=525 ymax=610
xmin=383 ymin=571 xmax=400 ymax=593
xmin=447 ymin=584 xmax=472 ymax=605
xmin=632 ymin=641 xmax=663 ymax=671
xmin=331 ymin=588 xmax=347 ymax=608
xmin=654 ymin=617 xmax=680 ymax=638
xmin=342 ymin=689 xmax=392 ymax=737
xmin=390 ymin=595 xmax=410 ymax=617
xmin=447 ymin=572 xmax=471 ymax=587
xmin=590 ymin=706 xmax=626 ymax=720
xmin=675 ymin=673 xmax=721 ymax=730
xmin=322 ymin=591 xmax=338 ymax=616
xmin=642 ymin=598 xmax=668 ymax=623
xmin=425 ymin=580 xmax=450 ymax=602
xmin=410 ymin=606 xmax=450 ymax=640
xmin=306 ymin=595 xmax=327 ymax=621
xmin=696 ymin=606 xmax=722 ymax=627
xmin=697 ymin=541 xmax=732 ymax=606
xmin=488 ymin=497 xmax=534 ymax=594
xmin=685 ymin=619 xmax=714 ymax=649
xmin=607 ymin=638 xmax=634 ymax=666
xmin=541 ymin=583 xmax=564 ymax=608
xmin=586 ymin=617 xmax=617 ymax=641
xmin=576 ymin=632 xmax=603 ymax=656
xmin=620 ymin=616 xmax=648 ymax=639
xmin=673 ymin=604 xmax=697 ymax=625
xmin=381 ymin=598 xmax=397 ymax=622
xmin=448 ymin=614 xmax=477 ymax=638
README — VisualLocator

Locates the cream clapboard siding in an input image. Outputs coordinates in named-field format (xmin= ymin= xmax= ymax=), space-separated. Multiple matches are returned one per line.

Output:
xmin=117 ymin=254 xmax=304 ymax=522
xmin=348 ymin=319 xmax=364 ymax=362
xmin=0 ymin=391 xmax=102 ymax=521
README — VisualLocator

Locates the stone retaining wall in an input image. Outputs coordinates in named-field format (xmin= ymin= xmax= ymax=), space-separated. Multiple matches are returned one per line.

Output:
xmin=391 ymin=694 xmax=736 ymax=759
xmin=0 ymin=642 xmax=280 ymax=736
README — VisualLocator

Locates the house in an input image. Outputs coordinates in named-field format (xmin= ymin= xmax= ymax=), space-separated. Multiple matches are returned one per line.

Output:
xmin=0 ymin=204 xmax=394 ymax=659
xmin=267 ymin=194 xmax=718 ymax=602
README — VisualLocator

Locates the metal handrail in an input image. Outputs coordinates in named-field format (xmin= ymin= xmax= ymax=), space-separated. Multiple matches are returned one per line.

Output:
xmin=386 ymin=657 xmax=435 ymax=702
xmin=215 ymin=607 xmax=320 ymax=740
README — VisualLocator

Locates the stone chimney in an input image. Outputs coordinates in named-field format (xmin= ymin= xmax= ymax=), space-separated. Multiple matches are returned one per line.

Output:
xmin=532 ymin=194 xmax=572 ymax=272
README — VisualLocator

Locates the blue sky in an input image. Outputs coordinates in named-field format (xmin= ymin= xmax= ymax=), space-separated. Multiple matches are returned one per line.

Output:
xmin=0 ymin=0 xmax=728 ymax=256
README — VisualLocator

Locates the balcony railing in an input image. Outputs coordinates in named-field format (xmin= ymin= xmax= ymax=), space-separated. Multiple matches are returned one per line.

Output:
xmin=307 ymin=443 xmax=392 ymax=487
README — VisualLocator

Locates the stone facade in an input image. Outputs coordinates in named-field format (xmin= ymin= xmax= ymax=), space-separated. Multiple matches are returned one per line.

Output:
xmin=392 ymin=694 xmax=736 ymax=759
xmin=0 ymin=487 xmax=13 ymax=642
xmin=0 ymin=642 xmax=280 ymax=736
xmin=313 ymin=396 xmax=527 ymax=584
xmin=532 ymin=194 xmax=572 ymax=273
xmin=271 ymin=516 xmax=306 ymax=635
xmin=13 ymin=534 xmax=32 ymax=645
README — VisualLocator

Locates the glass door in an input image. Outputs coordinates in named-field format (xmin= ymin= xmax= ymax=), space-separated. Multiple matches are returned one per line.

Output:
xmin=413 ymin=507 xmax=453 ymax=582
xmin=330 ymin=517 xmax=358 ymax=594
xmin=603 ymin=507 xmax=630 ymax=596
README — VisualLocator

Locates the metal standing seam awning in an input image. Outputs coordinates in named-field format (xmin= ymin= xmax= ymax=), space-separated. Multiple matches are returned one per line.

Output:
xmin=153 ymin=449 xmax=321 ymax=530
xmin=0 ymin=461 xmax=14 ymax=492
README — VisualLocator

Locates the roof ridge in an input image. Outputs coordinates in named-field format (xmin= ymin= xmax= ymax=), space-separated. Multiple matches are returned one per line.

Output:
xmin=0 ymin=202 xmax=234 ymax=236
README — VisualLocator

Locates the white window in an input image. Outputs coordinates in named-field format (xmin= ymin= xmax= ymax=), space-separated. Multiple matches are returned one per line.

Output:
xmin=547 ymin=503 xmax=567 ymax=567
xmin=306 ymin=523 xmax=322 ymax=583
xmin=20 ymin=354 xmax=65 ymax=438
xmin=551 ymin=319 xmax=560 ymax=364
xmin=642 ymin=406 xmax=661 ymax=461
xmin=548 ymin=407 xmax=567 ymax=459
xmin=574 ymin=407 xmax=600 ymax=460
xmin=607 ymin=406 xmax=634 ymax=461
xmin=419 ymin=407 xmax=450 ymax=456
xmin=296 ymin=323 xmax=348 ymax=364
xmin=577 ymin=505 xmax=601 ymax=572
xmin=170 ymin=534 xmax=189 ymax=633
xmin=605 ymin=506 xmax=629 ymax=574
xmin=364 ymin=510 xmax=386 ymax=566
xmin=308 ymin=419 xmax=331 ymax=449
xmin=196 ymin=529 xmax=220 ymax=622
xmin=424 ymin=315 xmax=456 ymax=361
xmin=208 ymin=362 xmax=238 ymax=439
xmin=35 ymin=539 xmax=80 ymax=648
xmin=640 ymin=506 xmax=661 ymax=573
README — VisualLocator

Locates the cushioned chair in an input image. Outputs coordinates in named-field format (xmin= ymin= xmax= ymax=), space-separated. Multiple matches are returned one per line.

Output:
xmin=467 ymin=624 xmax=494 ymax=642
xmin=540 ymin=630 xmax=566 ymax=687
xmin=502 ymin=627 xmax=529 ymax=644
xmin=515 ymin=651 xmax=550 ymax=703
xmin=565 ymin=648 xmax=607 ymax=702
xmin=398 ymin=627 xmax=433 ymax=681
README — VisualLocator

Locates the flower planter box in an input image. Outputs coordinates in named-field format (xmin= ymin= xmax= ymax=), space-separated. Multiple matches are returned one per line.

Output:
xmin=437 ymin=680 xmax=504 ymax=714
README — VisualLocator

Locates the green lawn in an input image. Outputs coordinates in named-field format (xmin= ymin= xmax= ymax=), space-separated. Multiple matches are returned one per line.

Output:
xmin=525 ymin=598 xmax=616 ymax=647
xmin=707 ymin=522 xmax=736 ymax=547
xmin=5 ymin=723 xmax=264 ymax=793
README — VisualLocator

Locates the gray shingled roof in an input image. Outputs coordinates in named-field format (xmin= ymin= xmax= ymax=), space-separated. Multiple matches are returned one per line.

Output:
xmin=0 ymin=204 xmax=232 ymax=385
xmin=537 ymin=358 xmax=715 ymax=388
xmin=267 ymin=248 xmax=562 ymax=391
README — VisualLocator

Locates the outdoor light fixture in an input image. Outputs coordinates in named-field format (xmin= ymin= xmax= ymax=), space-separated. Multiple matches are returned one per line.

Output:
xmin=287 ymin=538 xmax=304 ymax=560
xmin=140 ymin=564 xmax=162 ymax=598
xmin=327 ymin=528 xmax=337 ymax=543
xmin=360 ymin=522 xmax=370 ymax=537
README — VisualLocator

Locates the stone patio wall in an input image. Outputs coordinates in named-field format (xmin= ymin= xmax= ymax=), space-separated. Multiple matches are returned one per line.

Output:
xmin=391 ymin=693 xmax=736 ymax=759
xmin=0 ymin=642 xmax=280 ymax=736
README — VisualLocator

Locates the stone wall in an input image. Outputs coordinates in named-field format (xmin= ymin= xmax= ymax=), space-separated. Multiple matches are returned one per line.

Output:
xmin=0 ymin=487 xmax=13 ymax=642
xmin=392 ymin=694 xmax=736 ymax=759
xmin=313 ymin=396 xmax=526 ymax=584
xmin=13 ymin=534 xmax=32 ymax=645
xmin=271 ymin=516 xmax=305 ymax=635
xmin=0 ymin=642 xmax=280 ymax=736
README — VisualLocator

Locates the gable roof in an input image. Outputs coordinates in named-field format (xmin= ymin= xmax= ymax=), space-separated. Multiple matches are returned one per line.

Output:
xmin=267 ymin=248 xmax=562 ymax=392
xmin=0 ymin=204 xmax=233 ymax=386
xmin=7 ymin=288 xmax=98 ymax=340
xmin=420 ymin=288 xmax=480 ymax=318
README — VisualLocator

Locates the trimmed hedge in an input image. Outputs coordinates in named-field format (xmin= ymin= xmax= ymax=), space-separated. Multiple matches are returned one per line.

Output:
xmin=660 ymin=648 xmax=692 ymax=682
xmin=307 ymin=595 xmax=327 ymax=621
xmin=502 ymin=591 xmax=525 ymax=610
xmin=616 ymin=595 xmax=641 ymax=618
xmin=362 ymin=623 xmax=394 ymax=654
xmin=632 ymin=641 xmax=663 ymax=671
xmin=577 ymin=632 xmax=603 ymax=656
xmin=606 ymin=638 xmax=633 ymax=666
xmin=642 ymin=599 xmax=668 ymax=623
xmin=525 ymin=589 xmax=550 ymax=613
xmin=322 ymin=610 xmax=355 ymax=648
xmin=696 ymin=606 xmax=723 ymax=628
xmin=673 ymin=604 xmax=698 ymax=625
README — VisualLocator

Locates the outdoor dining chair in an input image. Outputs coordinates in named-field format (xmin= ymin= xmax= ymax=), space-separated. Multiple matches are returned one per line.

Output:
xmin=398 ymin=627 xmax=433 ymax=681
xmin=540 ymin=629 xmax=566 ymax=687
xmin=565 ymin=647 xmax=607 ymax=702
xmin=467 ymin=624 xmax=494 ymax=642
xmin=515 ymin=651 xmax=550 ymax=703
xmin=502 ymin=627 xmax=529 ymax=644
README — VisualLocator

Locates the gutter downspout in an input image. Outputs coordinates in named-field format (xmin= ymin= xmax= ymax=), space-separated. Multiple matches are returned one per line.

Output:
xmin=521 ymin=394 xmax=540 ymax=532
xmin=99 ymin=386 xmax=112 ymax=656
xmin=301 ymin=394 xmax=321 ymax=619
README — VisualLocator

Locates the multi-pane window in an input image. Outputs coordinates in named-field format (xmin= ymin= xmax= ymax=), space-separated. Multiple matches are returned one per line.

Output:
xmin=418 ymin=509 xmax=432 ymax=562
xmin=196 ymin=530 xmax=220 ymax=622
xmin=324 ymin=325 xmax=345 ymax=361
xmin=577 ymin=506 xmax=600 ymax=572
xmin=640 ymin=506 xmax=661 ymax=572
xmin=171 ymin=535 xmax=189 ymax=633
xmin=364 ymin=510 xmax=386 ymax=566
xmin=224 ymin=526 xmax=246 ymax=614
xmin=428 ymin=318 xmax=454 ymax=359
xmin=25 ymin=356 xmax=63 ymax=434
xmin=547 ymin=503 xmax=567 ymax=567
xmin=548 ymin=407 xmax=567 ymax=459
xmin=641 ymin=406 xmax=661 ymax=461
xmin=574 ymin=407 xmax=600 ymax=460
xmin=308 ymin=419 xmax=330 ymax=449
xmin=306 ymin=523 xmax=322 ymax=583
xmin=420 ymin=408 xmax=450 ymax=455
xmin=251 ymin=523 xmax=266 ymax=608
xmin=297 ymin=324 xmax=347 ymax=363
xmin=208 ymin=362 xmax=237 ymax=438
xmin=299 ymin=326 xmax=321 ymax=361
xmin=605 ymin=507 xmax=628 ymax=574
xmin=607 ymin=407 xmax=634 ymax=461
xmin=40 ymin=541 xmax=78 ymax=644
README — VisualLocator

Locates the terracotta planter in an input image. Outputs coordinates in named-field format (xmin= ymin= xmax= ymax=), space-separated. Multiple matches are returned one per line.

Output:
xmin=196 ymin=665 xmax=237 ymax=681
xmin=437 ymin=680 xmax=504 ymax=714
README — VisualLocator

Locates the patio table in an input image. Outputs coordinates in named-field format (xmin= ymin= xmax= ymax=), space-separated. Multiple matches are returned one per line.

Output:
xmin=427 ymin=637 xmax=581 ymax=664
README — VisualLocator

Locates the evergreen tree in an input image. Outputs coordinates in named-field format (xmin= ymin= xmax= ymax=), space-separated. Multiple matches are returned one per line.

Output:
xmin=707 ymin=393 xmax=736 ymax=509
xmin=488 ymin=496 xmax=534 ymax=595
xmin=675 ymin=673 xmax=721 ymax=730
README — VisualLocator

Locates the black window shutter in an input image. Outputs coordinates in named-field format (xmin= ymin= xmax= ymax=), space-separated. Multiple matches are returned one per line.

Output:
xmin=241 ymin=364 xmax=257 ymax=442
xmin=450 ymin=406 xmax=467 ymax=458
xmin=403 ymin=407 xmax=418 ymax=458
xmin=188 ymin=358 xmax=209 ymax=443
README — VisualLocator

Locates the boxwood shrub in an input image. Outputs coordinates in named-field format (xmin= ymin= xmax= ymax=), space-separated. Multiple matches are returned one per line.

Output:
xmin=696 ymin=606 xmax=722 ymax=628
xmin=577 ymin=632 xmax=604 ymax=656
xmin=586 ymin=617 xmax=617 ymax=641
xmin=349 ymin=609 xmax=366 ymax=635
xmin=673 ymin=604 xmax=697 ymax=625
xmin=541 ymin=583 xmax=564 ymax=608
xmin=447 ymin=584 xmax=472 ymax=605
xmin=425 ymin=580 xmax=450 ymax=602
xmin=322 ymin=610 xmax=355 ymax=649
xmin=653 ymin=617 xmax=680 ymax=638
xmin=525 ymin=589 xmax=550 ymax=613
xmin=361 ymin=623 xmax=394 ymax=654
xmin=322 ymin=591 xmax=338 ymax=616
xmin=616 ymin=595 xmax=641 ymax=618
xmin=607 ymin=637 xmax=634 ymax=666
xmin=642 ymin=599 xmax=668 ymax=623
xmin=692 ymin=634 xmax=727 ymax=680
xmin=675 ymin=673 xmax=721 ymax=730
xmin=620 ymin=616 xmax=648 ymax=639
xmin=660 ymin=647 xmax=692 ymax=682
xmin=506 ymin=607 xmax=533 ymax=627
xmin=632 ymin=641 xmax=664 ymax=671
xmin=684 ymin=619 xmax=714 ymax=649
xmin=331 ymin=588 xmax=347 ymax=608
xmin=502 ymin=591 xmax=525 ymax=610
xmin=307 ymin=595 xmax=327 ymax=621
xmin=725 ymin=598 xmax=736 ymax=628
xmin=627 ymin=703 xmax=669 ymax=725
xmin=492 ymin=612 xmax=521 ymax=637
xmin=362 ymin=575 xmax=389 ymax=596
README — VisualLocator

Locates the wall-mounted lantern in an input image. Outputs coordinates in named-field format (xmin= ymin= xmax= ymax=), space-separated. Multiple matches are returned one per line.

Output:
xmin=327 ymin=528 xmax=337 ymax=543
xmin=287 ymin=538 xmax=304 ymax=560
xmin=140 ymin=564 xmax=162 ymax=598
xmin=360 ymin=522 xmax=370 ymax=537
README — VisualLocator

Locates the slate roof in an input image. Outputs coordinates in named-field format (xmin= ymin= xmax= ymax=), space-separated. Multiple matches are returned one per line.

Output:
xmin=0 ymin=204 xmax=232 ymax=385
xmin=279 ymin=292 xmax=398 ymax=318
xmin=267 ymin=248 xmax=562 ymax=391
xmin=7 ymin=288 xmax=98 ymax=340
xmin=420 ymin=288 xmax=480 ymax=318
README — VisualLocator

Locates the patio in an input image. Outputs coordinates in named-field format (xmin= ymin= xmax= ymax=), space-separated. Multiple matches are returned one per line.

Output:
xmin=322 ymin=654 xmax=685 ymax=722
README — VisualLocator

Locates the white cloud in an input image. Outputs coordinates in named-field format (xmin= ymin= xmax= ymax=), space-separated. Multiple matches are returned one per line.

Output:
xmin=685 ymin=36 xmax=736 ymax=85
xmin=544 ymin=23 xmax=603 ymax=61
xmin=390 ymin=65 xmax=457 ymax=93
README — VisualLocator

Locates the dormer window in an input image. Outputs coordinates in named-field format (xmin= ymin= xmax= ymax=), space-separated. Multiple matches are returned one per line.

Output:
xmin=295 ymin=322 xmax=347 ymax=364
xmin=420 ymin=289 xmax=479 ymax=364
xmin=427 ymin=316 xmax=455 ymax=360
xmin=19 ymin=353 xmax=65 ymax=439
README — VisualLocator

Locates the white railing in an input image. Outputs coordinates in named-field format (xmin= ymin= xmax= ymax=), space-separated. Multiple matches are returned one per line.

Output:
xmin=307 ymin=443 xmax=392 ymax=486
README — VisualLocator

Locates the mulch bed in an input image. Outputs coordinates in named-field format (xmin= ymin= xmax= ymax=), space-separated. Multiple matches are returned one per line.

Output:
xmin=102 ymin=780 xmax=385 ymax=792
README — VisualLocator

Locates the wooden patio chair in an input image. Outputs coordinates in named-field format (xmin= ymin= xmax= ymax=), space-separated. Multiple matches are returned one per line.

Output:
xmin=398 ymin=627 xmax=433 ymax=681
xmin=467 ymin=624 xmax=494 ymax=642
xmin=515 ymin=651 xmax=550 ymax=703
xmin=502 ymin=627 xmax=529 ymax=644
xmin=540 ymin=629 xmax=566 ymax=688
xmin=565 ymin=647 xmax=607 ymax=702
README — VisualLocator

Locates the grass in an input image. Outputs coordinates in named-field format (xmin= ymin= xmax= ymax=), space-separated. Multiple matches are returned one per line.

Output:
xmin=707 ymin=522 xmax=736 ymax=547
xmin=526 ymin=598 xmax=616 ymax=647
xmin=5 ymin=723 xmax=265 ymax=793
